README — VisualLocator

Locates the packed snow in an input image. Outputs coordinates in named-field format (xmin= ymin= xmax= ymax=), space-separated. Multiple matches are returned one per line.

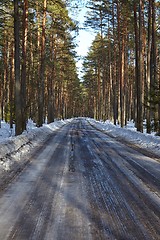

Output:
xmin=0 ymin=119 xmax=72 ymax=172
xmin=0 ymin=118 xmax=160 ymax=173
xmin=87 ymin=118 xmax=160 ymax=157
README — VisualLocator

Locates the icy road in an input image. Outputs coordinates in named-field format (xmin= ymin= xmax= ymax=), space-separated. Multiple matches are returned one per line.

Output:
xmin=0 ymin=119 xmax=159 ymax=240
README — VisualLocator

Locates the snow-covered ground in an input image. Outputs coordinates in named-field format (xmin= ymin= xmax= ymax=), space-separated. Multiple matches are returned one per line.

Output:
xmin=87 ymin=118 xmax=160 ymax=157
xmin=0 ymin=118 xmax=160 ymax=173
xmin=0 ymin=119 xmax=72 ymax=172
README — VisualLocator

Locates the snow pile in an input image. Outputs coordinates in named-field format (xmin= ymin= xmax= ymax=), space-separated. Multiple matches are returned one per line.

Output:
xmin=88 ymin=119 xmax=160 ymax=157
xmin=0 ymin=121 xmax=15 ymax=140
xmin=0 ymin=119 xmax=72 ymax=171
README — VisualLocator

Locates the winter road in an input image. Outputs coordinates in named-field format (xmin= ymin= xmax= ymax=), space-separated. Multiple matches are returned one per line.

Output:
xmin=0 ymin=119 xmax=159 ymax=240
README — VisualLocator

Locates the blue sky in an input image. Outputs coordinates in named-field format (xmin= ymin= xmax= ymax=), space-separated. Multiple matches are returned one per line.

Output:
xmin=73 ymin=4 xmax=95 ymax=78
xmin=75 ymin=5 xmax=94 ymax=56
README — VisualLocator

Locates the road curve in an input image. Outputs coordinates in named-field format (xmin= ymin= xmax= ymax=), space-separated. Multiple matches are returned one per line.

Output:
xmin=0 ymin=118 xmax=159 ymax=240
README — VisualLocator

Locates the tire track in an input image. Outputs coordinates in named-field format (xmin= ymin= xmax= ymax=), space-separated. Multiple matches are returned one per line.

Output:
xmin=77 ymin=119 xmax=160 ymax=239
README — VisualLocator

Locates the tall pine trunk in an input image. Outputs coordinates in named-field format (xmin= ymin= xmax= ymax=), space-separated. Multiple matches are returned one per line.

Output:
xmin=137 ymin=0 xmax=143 ymax=132
xmin=21 ymin=0 xmax=28 ymax=131
xmin=9 ymin=42 xmax=14 ymax=129
xmin=151 ymin=0 xmax=158 ymax=132
xmin=38 ymin=0 xmax=47 ymax=126
xmin=14 ymin=0 xmax=22 ymax=135
xmin=47 ymin=31 xmax=55 ymax=123
xmin=146 ymin=0 xmax=152 ymax=133
xmin=3 ymin=29 xmax=9 ymax=123
xmin=134 ymin=1 xmax=143 ymax=132
xmin=117 ymin=0 xmax=124 ymax=127
xmin=112 ymin=0 xmax=117 ymax=125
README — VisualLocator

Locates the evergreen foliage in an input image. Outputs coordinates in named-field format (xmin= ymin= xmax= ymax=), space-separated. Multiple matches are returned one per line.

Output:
xmin=0 ymin=0 xmax=81 ymax=135
xmin=82 ymin=0 xmax=160 ymax=134
xmin=0 ymin=0 xmax=159 ymax=135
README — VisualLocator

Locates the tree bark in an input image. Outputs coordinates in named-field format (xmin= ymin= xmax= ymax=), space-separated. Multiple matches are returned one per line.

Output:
xmin=14 ymin=0 xmax=22 ymax=135
xmin=3 ymin=29 xmax=8 ymax=123
xmin=47 ymin=31 xmax=55 ymax=123
xmin=134 ymin=1 xmax=143 ymax=132
xmin=21 ymin=0 xmax=28 ymax=131
xmin=117 ymin=0 xmax=124 ymax=127
xmin=137 ymin=0 xmax=143 ymax=132
xmin=37 ymin=0 xmax=47 ymax=127
xmin=151 ymin=0 xmax=158 ymax=132
xmin=146 ymin=0 xmax=152 ymax=133
xmin=9 ymin=42 xmax=14 ymax=129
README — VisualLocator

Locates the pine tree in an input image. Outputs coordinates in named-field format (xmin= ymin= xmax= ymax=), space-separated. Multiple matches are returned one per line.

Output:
xmin=14 ymin=0 xmax=22 ymax=135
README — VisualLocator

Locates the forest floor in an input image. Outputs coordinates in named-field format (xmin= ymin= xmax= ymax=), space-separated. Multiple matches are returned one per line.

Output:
xmin=0 ymin=119 xmax=159 ymax=239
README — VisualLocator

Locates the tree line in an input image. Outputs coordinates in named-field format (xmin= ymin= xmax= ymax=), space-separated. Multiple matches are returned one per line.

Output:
xmin=82 ymin=0 xmax=160 ymax=134
xmin=0 ymin=0 xmax=160 ymax=136
xmin=0 ymin=0 xmax=82 ymax=135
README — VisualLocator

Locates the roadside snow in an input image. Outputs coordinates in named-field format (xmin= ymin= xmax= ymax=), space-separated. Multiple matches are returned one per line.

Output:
xmin=0 ymin=118 xmax=159 ymax=173
xmin=0 ymin=119 xmax=72 ymax=171
xmin=87 ymin=119 xmax=160 ymax=157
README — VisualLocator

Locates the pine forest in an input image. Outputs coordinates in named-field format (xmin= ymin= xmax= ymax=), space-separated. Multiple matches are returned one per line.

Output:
xmin=0 ymin=0 xmax=160 ymax=136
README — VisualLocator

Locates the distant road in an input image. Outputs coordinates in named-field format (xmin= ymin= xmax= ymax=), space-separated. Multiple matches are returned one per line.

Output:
xmin=0 ymin=119 xmax=159 ymax=240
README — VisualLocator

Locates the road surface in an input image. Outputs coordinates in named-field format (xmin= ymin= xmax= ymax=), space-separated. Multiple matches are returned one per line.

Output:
xmin=0 ymin=119 xmax=159 ymax=240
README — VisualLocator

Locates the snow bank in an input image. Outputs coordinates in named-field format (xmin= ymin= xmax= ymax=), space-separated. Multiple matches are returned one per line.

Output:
xmin=0 ymin=119 xmax=71 ymax=171
xmin=88 ymin=119 xmax=160 ymax=157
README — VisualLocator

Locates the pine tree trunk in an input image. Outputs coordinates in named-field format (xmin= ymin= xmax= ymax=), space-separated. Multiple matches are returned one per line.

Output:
xmin=112 ymin=0 xmax=117 ymax=125
xmin=97 ymin=63 xmax=101 ymax=120
xmin=146 ymin=0 xmax=152 ymax=133
xmin=14 ymin=0 xmax=22 ymax=135
xmin=151 ymin=0 xmax=158 ymax=132
xmin=117 ymin=0 xmax=124 ymax=127
xmin=50 ymin=48 xmax=55 ymax=122
xmin=21 ymin=0 xmax=28 ymax=131
xmin=137 ymin=0 xmax=143 ymax=132
xmin=3 ymin=29 xmax=9 ymax=123
xmin=9 ymin=43 xmax=14 ymax=129
xmin=134 ymin=1 xmax=143 ymax=132
xmin=38 ymin=0 xmax=47 ymax=127
xmin=35 ymin=1 xmax=40 ymax=123
xmin=134 ymin=4 xmax=138 ymax=128
xmin=47 ymin=33 xmax=55 ymax=123
xmin=121 ymin=30 xmax=125 ymax=126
